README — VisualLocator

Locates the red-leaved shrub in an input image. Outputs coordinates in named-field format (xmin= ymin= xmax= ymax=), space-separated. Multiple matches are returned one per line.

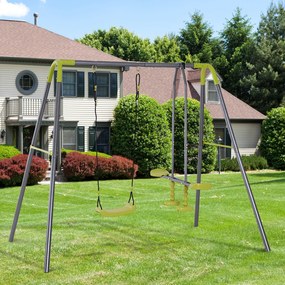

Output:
xmin=62 ymin=152 xmax=138 ymax=181
xmin=0 ymin=154 xmax=48 ymax=187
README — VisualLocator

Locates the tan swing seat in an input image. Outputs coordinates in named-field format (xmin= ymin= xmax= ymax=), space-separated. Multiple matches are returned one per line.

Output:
xmin=96 ymin=203 xmax=135 ymax=217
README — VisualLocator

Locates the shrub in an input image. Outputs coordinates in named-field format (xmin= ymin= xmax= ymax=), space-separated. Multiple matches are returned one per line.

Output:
xmin=163 ymin=98 xmax=216 ymax=173
xmin=0 ymin=145 xmax=21 ymax=160
xmin=111 ymin=95 xmax=171 ymax=177
xmin=260 ymin=107 xmax=285 ymax=169
xmin=219 ymin=155 xmax=268 ymax=172
xmin=0 ymin=154 xmax=48 ymax=187
xmin=61 ymin=149 xmax=111 ymax=160
xmin=62 ymin=152 xmax=138 ymax=181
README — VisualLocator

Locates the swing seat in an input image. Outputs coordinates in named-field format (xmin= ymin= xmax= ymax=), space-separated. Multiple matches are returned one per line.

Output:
xmin=191 ymin=183 xmax=212 ymax=190
xmin=96 ymin=203 xmax=135 ymax=217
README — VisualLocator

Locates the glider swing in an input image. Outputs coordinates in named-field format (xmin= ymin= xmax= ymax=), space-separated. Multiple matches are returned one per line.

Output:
xmin=94 ymin=70 xmax=140 ymax=217
xmin=150 ymin=65 xmax=212 ymax=211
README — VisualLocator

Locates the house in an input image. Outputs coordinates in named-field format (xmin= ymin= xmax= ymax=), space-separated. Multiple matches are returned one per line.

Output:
xmin=0 ymin=19 xmax=123 ymax=157
xmin=123 ymin=67 xmax=266 ymax=158
xmin=1 ymin=19 xmax=265 ymax=159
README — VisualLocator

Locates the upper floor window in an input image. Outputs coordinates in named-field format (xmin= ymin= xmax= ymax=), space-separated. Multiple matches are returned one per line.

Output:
xmin=207 ymin=80 xmax=219 ymax=103
xmin=88 ymin=72 xmax=118 ymax=98
xmin=16 ymin=70 xmax=38 ymax=95
xmin=54 ymin=71 xmax=84 ymax=97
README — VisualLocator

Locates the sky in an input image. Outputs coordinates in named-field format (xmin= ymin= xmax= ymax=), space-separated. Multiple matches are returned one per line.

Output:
xmin=0 ymin=0 xmax=284 ymax=41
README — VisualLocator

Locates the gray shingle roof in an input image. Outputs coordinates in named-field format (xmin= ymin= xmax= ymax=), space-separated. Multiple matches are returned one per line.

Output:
xmin=123 ymin=67 xmax=266 ymax=121
xmin=0 ymin=20 xmax=122 ymax=62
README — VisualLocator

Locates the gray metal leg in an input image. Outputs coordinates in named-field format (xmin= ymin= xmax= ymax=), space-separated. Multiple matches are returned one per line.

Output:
xmin=44 ymin=82 xmax=62 ymax=272
xmin=216 ymin=84 xmax=270 ymax=252
xmin=171 ymin=68 xmax=179 ymax=178
xmin=194 ymin=84 xmax=205 ymax=227
xmin=181 ymin=67 xmax=188 ymax=183
xmin=9 ymin=83 xmax=52 ymax=242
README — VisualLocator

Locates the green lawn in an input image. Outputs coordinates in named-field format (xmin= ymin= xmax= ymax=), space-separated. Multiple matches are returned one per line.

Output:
xmin=0 ymin=171 xmax=284 ymax=285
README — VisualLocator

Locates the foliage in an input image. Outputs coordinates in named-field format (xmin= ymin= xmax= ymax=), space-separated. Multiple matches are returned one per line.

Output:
xmin=0 ymin=145 xmax=21 ymax=160
xmin=239 ymin=3 xmax=285 ymax=114
xmin=0 ymin=154 xmax=48 ymax=187
xmin=153 ymin=35 xmax=182 ymax=62
xmin=163 ymin=98 xmax=216 ymax=173
xmin=111 ymin=95 xmax=171 ymax=177
xmin=219 ymin=155 xmax=268 ymax=172
xmin=78 ymin=27 xmax=156 ymax=62
xmin=61 ymin=148 xmax=111 ymax=160
xmin=178 ymin=12 xmax=224 ymax=64
xmin=260 ymin=107 xmax=285 ymax=169
xmin=219 ymin=8 xmax=255 ymax=100
xmin=62 ymin=152 xmax=138 ymax=181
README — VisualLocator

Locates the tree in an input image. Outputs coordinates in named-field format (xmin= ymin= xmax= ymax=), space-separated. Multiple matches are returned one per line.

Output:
xmin=78 ymin=27 xmax=156 ymax=62
xmin=163 ymin=98 xmax=216 ymax=173
xmin=239 ymin=3 xmax=285 ymax=114
xmin=111 ymin=95 xmax=171 ymax=177
xmin=219 ymin=8 xmax=255 ymax=100
xmin=178 ymin=12 xmax=223 ymax=64
xmin=153 ymin=35 xmax=181 ymax=62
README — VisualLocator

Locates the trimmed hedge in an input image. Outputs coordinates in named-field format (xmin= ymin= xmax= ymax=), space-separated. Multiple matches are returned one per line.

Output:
xmin=61 ymin=149 xmax=111 ymax=160
xmin=111 ymin=94 xmax=171 ymax=177
xmin=260 ymin=107 xmax=285 ymax=169
xmin=0 ymin=145 xmax=21 ymax=160
xmin=0 ymin=154 xmax=49 ymax=187
xmin=219 ymin=155 xmax=268 ymax=172
xmin=62 ymin=152 xmax=138 ymax=181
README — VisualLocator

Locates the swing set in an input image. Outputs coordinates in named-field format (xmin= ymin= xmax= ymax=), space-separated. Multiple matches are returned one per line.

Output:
xmin=8 ymin=60 xmax=270 ymax=273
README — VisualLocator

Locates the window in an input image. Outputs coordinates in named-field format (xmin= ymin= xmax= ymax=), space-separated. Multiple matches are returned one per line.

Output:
xmin=62 ymin=126 xmax=85 ymax=151
xmin=62 ymin=127 xmax=77 ymax=150
xmin=207 ymin=80 xmax=219 ymax=102
xmin=54 ymin=71 xmax=84 ymax=97
xmin=16 ymin=70 xmax=38 ymax=95
xmin=88 ymin=72 xmax=118 ymax=98
xmin=89 ymin=124 xmax=110 ymax=154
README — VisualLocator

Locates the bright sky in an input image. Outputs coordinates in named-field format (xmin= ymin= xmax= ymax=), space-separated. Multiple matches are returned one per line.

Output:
xmin=0 ymin=0 xmax=284 ymax=41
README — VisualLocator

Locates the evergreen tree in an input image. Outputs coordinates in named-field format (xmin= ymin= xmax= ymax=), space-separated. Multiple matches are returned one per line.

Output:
xmin=178 ymin=12 xmax=223 ymax=64
xmin=219 ymin=8 xmax=254 ymax=101
xmin=240 ymin=3 xmax=285 ymax=114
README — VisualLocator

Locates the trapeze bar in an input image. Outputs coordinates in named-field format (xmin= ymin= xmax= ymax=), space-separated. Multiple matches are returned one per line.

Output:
xmin=161 ymin=175 xmax=190 ymax=187
xmin=74 ymin=60 xmax=194 ymax=69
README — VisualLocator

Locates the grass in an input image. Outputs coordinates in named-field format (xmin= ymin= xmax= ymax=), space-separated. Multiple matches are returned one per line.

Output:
xmin=0 ymin=171 xmax=284 ymax=284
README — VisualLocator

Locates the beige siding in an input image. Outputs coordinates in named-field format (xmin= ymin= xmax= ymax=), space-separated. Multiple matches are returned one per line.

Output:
xmin=0 ymin=63 xmax=50 ymax=99
xmin=231 ymin=123 xmax=261 ymax=157
xmin=1 ymin=63 xmax=121 ymax=152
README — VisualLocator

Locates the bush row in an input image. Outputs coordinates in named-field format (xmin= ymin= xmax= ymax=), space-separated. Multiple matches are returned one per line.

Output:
xmin=0 ymin=145 xmax=21 ymax=160
xmin=218 ymin=155 xmax=268 ymax=172
xmin=62 ymin=152 xmax=138 ymax=181
xmin=0 ymin=154 xmax=49 ymax=187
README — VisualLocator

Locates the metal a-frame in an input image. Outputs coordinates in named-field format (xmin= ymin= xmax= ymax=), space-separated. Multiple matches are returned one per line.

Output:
xmin=8 ymin=60 xmax=270 ymax=274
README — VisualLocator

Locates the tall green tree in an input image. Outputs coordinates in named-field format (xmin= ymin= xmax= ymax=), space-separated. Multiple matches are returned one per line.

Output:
xmin=219 ymin=8 xmax=254 ymax=101
xmin=78 ymin=27 xmax=156 ymax=62
xmin=240 ymin=3 xmax=285 ymax=114
xmin=178 ymin=12 xmax=222 ymax=63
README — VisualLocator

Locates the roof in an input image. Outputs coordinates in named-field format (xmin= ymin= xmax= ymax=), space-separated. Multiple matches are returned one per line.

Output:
xmin=123 ymin=67 xmax=266 ymax=121
xmin=0 ymin=20 xmax=122 ymax=62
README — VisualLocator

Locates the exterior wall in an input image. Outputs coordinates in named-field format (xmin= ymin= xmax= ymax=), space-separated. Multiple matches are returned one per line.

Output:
xmin=1 ymin=62 xmax=121 ymax=152
xmin=231 ymin=122 xmax=261 ymax=157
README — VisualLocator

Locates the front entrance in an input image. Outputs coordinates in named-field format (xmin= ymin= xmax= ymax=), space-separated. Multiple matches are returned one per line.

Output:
xmin=23 ymin=126 xmax=36 ymax=154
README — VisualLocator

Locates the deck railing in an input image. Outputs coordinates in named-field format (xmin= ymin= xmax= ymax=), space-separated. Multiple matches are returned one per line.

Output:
xmin=6 ymin=96 xmax=56 ymax=119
